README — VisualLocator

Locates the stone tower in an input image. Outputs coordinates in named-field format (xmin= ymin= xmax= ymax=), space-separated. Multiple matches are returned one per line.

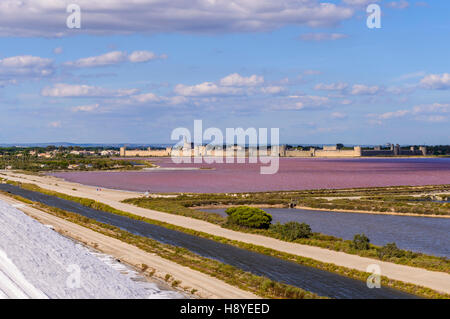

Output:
xmin=419 ymin=146 xmax=427 ymax=156
xmin=353 ymin=146 xmax=362 ymax=157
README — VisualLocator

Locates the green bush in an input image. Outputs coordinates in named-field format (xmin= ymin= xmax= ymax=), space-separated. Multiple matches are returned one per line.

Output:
xmin=271 ymin=222 xmax=312 ymax=241
xmin=378 ymin=242 xmax=405 ymax=259
xmin=225 ymin=206 xmax=272 ymax=229
xmin=351 ymin=233 xmax=370 ymax=250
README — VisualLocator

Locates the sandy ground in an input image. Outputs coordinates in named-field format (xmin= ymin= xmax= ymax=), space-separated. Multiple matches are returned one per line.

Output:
xmin=0 ymin=193 xmax=257 ymax=299
xmin=1 ymin=171 xmax=450 ymax=295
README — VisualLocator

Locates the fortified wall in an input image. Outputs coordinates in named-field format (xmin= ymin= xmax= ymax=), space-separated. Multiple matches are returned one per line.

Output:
xmin=283 ymin=146 xmax=361 ymax=158
xmin=120 ymin=145 xmax=427 ymax=158
xmin=120 ymin=147 xmax=171 ymax=157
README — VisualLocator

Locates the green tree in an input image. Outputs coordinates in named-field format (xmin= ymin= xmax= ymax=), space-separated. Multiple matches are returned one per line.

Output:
xmin=225 ymin=206 xmax=272 ymax=229
xmin=351 ymin=233 xmax=370 ymax=250
xmin=377 ymin=242 xmax=405 ymax=259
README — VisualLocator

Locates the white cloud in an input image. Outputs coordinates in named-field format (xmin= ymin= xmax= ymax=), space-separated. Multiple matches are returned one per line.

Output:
xmin=386 ymin=1 xmax=410 ymax=9
xmin=351 ymin=84 xmax=380 ymax=95
xmin=64 ymin=51 xmax=167 ymax=68
xmin=121 ymin=92 xmax=187 ymax=106
xmin=314 ymin=82 xmax=348 ymax=91
xmin=64 ymin=51 xmax=127 ymax=68
xmin=0 ymin=79 xmax=18 ymax=87
xmin=412 ymin=103 xmax=450 ymax=115
xmin=260 ymin=86 xmax=285 ymax=95
xmin=299 ymin=33 xmax=348 ymax=41
xmin=72 ymin=104 xmax=100 ymax=112
xmin=0 ymin=55 xmax=54 ymax=77
xmin=367 ymin=103 xmax=449 ymax=123
xmin=0 ymin=0 xmax=354 ymax=37
xmin=420 ymin=73 xmax=450 ymax=90
xmin=174 ymin=73 xmax=271 ymax=97
xmin=419 ymin=115 xmax=446 ymax=123
xmin=282 ymin=95 xmax=330 ymax=110
xmin=131 ymin=93 xmax=161 ymax=103
xmin=41 ymin=83 xmax=138 ymax=97
xmin=128 ymin=51 xmax=167 ymax=63
xmin=376 ymin=110 xmax=409 ymax=120
xmin=331 ymin=112 xmax=347 ymax=119
xmin=393 ymin=71 xmax=425 ymax=82
xmin=174 ymin=82 xmax=243 ymax=97
xmin=219 ymin=73 xmax=264 ymax=87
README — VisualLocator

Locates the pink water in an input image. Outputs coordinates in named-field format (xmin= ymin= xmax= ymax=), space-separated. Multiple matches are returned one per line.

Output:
xmin=51 ymin=158 xmax=450 ymax=193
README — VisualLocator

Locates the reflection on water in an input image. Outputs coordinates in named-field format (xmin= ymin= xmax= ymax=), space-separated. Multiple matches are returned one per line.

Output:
xmin=204 ymin=208 xmax=450 ymax=257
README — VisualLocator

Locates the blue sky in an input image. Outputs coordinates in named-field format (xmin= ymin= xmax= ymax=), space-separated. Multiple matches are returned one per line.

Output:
xmin=0 ymin=0 xmax=449 ymax=145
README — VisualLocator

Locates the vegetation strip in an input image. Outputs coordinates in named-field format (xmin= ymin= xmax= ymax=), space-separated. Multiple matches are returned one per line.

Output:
xmin=2 ymin=180 xmax=449 ymax=299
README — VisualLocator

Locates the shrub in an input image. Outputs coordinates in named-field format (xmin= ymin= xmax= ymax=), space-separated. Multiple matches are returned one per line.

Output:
xmin=351 ymin=233 xmax=370 ymax=250
xmin=271 ymin=222 xmax=312 ymax=241
xmin=225 ymin=206 xmax=272 ymax=229
xmin=377 ymin=242 xmax=405 ymax=259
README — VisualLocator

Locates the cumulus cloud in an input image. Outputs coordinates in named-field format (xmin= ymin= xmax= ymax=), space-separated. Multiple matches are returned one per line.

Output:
xmin=118 ymin=92 xmax=187 ymax=106
xmin=420 ymin=73 xmax=450 ymax=90
xmin=174 ymin=73 xmax=279 ymax=97
xmin=64 ymin=51 xmax=127 ymax=68
xmin=219 ymin=73 xmax=264 ymax=87
xmin=0 ymin=79 xmax=18 ymax=87
xmin=0 ymin=55 xmax=54 ymax=78
xmin=314 ymin=82 xmax=349 ymax=91
xmin=280 ymin=95 xmax=330 ymax=110
xmin=412 ymin=103 xmax=450 ymax=115
xmin=375 ymin=110 xmax=409 ymax=120
xmin=0 ymin=0 xmax=354 ymax=37
xmin=41 ymin=83 xmax=138 ymax=97
xmin=260 ymin=86 xmax=285 ymax=95
xmin=72 ymin=103 xmax=100 ymax=112
xmin=351 ymin=84 xmax=380 ymax=95
xmin=128 ymin=51 xmax=167 ymax=63
xmin=331 ymin=112 xmax=347 ymax=119
xmin=299 ymin=33 xmax=348 ymax=41
xmin=368 ymin=103 xmax=450 ymax=123
xmin=174 ymin=82 xmax=243 ymax=97
xmin=64 ymin=51 xmax=167 ymax=68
